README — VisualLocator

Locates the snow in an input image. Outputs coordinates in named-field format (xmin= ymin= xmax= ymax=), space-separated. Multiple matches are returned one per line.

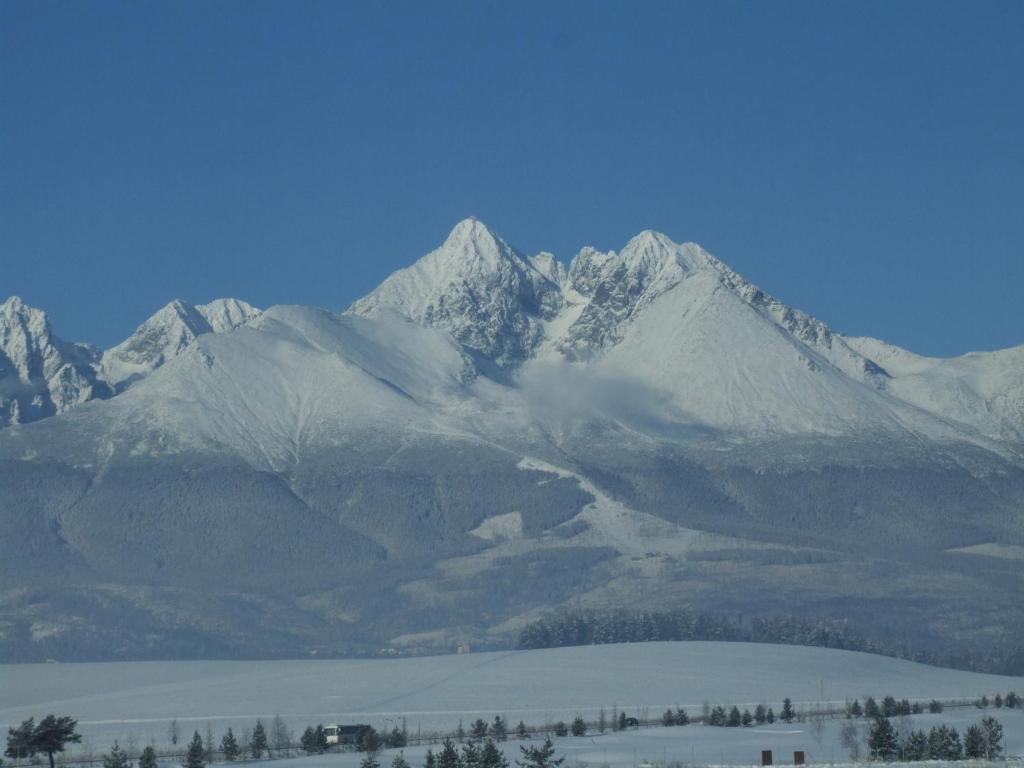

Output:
xmin=947 ymin=542 xmax=1024 ymax=560
xmin=348 ymin=219 xmax=563 ymax=366
xmin=6 ymin=219 xmax=1024 ymax=452
xmin=514 ymin=457 xmax=767 ymax=560
xmin=269 ymin=713 xmax=1024 ymax=768
xmin=98 ymin=298 xmax=261 ymax=391
xmin=0 ymin=295 xmax=106 ymax=426
xmin=470 ymin=512 xmax=524 ymax=541
xmin=1 ymin=643 xmax=1021 ymax=761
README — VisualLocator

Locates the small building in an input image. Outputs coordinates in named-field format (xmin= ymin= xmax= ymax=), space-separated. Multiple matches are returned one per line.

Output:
xmin=323 ymin=724 xmax=372 ymax=746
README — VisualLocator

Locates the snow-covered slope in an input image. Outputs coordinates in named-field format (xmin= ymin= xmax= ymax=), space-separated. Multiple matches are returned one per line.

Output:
xmin=0 ymin=296 xmax=110 ymax=427
xmin=80 ymin=305 xmax=474 ymax=469
xmin=846 ymin=336 xmax=1024 ymax=443
xmin=98 ymin=298 xmax=260 ymax=391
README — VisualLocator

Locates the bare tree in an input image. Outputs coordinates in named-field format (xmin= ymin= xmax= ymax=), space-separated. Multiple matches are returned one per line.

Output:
xmin=808 ymin=707 xmax=827 ymax=755
xmin=840 ymin=720 xmax=862 ymax=762
xmin=167 ymin=721 xmax=180 ymax=748
xmin=271 ymin=716 xmax=292 ymax=754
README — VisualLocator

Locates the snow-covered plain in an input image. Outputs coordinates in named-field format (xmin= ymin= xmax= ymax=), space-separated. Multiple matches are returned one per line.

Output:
xmin=2 ymin=643 xmax=1022 ymax=761
xmin=267 ymin=712 xmax=1024 ymax=768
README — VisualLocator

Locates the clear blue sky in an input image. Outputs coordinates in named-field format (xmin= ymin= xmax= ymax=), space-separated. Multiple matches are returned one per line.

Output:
xmin=2 ymin=0 xmax=1022 ymax=355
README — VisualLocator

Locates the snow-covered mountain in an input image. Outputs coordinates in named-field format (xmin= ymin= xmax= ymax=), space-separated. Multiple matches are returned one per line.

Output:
xmin=0 ymin=296 xmax=260 ymax=426
xmin=349 ymin=218 xmax=563 ymax=367
xmin=0 ymin=296 xmax=110 ymax=427
xmin=98 ymin=297 xmax=261 ymax=391
xmin=1 ymin=220 xmax=1022 ymax=662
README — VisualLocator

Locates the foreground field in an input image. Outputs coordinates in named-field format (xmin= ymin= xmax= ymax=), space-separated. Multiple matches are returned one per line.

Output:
xmin=280 ymin=713 xmax=1024 ymax=768
xmin=2 ymin=642 xmax=1022 ymax=760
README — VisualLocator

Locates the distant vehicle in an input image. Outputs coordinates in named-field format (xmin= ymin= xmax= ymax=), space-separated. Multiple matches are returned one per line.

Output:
xmin=623 ymin=717 xmax=640 ymax=728
xmin=323 ymin=725 xmax=372 ymax=746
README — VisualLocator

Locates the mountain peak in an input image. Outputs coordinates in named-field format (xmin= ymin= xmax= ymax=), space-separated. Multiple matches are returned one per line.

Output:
xmin=0 ymin=296 xmax=108 ymax=426
xmin=429 ymin=217 xmax=520 ymax=276
xmin=2 ymin=294 xmax=27 ymax=313
xmin=445 ymin=216 xmax=498 ymax=245
xmin=349 ymin=220 xmax=562 ymax=367
xmin=98 ymin=297 xmax=260 ymax=391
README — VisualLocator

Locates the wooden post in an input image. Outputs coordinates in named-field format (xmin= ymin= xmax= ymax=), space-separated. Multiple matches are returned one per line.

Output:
xmin=794 ymin=751 xmax=805 ymax=765
xmin=761 ymin=750 xmax=773 ymax=766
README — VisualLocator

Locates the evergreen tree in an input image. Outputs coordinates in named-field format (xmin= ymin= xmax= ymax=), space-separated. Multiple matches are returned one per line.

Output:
xmin=617 ymin=713 xmax=627 ymax=732
xmin=388 ymin=728 xmax=407 ymax=749
xmin=479 ymin=740 xmax=508 ymax=768
xmin=392 ymin=755 xmax=412 ymax=768
xmin=867 ymin=718 xmax=898 ymax=761
xmin=765 ymin=708 xmax=775 ymax=724
xmin=471 ymin=721 xmax=489 ymax=741
xmin=928 ymin=700 xmax=943 ymax=714
xmin=5 ymin=718 xmax=35 ymax=761
xmin=741 ymin=710 xmax=753 ymax=727
xmin=103 ymin=742 xmax=131 ymax=768
xmin=881 ymin=697 xmax=898 ymax=718
xmin=727 ymin=707 xmax=742 ymax=728
xmin=964 ymin=725 xmax=987 ymax=759
xmin=360 ymin=755 xmax=380 ymax=768
xmin=994 ymin=693 xmax=1004 ymax=708
xmin=31 ymin=716 xmax=82 ymax=768
xmin=977 ymin=695 xmax=989 ymax=709
xmin=251 ymin=721 xmax=269 ymax=759
xmin=927 ymin=725 xmax=962 ymax=761
xmin=897 ymin=699 xmax=911 ymax=716
xmin=661 ymin=710 xmax=675 ymax=727
xmin=360 ymin=728 xmax=382 ymax=755
xmin=980 ymin=716 xmax=1003 ymax=758
xmin=708 ymin=707 xmax=726 ymax=727
xmin=1006 ymin=692 xmax=1020 ymax=709
xmin=911 ymin=701 xmax=923 ymax=714
xmin=675 ymin=709 xmax=689 ymax=726
xmin=516 ymin=722 xmax=528 ymax=740
xmin=849 ymin=700 xmax=862 ymax=718
xmin=462 ymin=742 xmax=480 ymax=768
xmin=570 ymin=718 xmax=586 ymax=737
xmin=300 ymin=727 xmax=320 ymax=755
xmin=901 ymin=730 xmax=928 ymax=762
xmin=780 ymin=699 xmax=795 ymax=724
xmin=139 ymin=746 xmax=158 ymax=768
xmin=551 ymin=722 xmax=567 ymax=738
xmin=863 ymin=697 xmax=880 ymax=719
xmin=753 ymin=704 xmax=767 ymax=725
xmin=516 ymin=738 xmax=564 ymax=768
xmin=437 ymin=739 xmax=461 ymax=768
xmin=221 ymin=729 xmax=240 ymax=762
xmin=909 ymin=730 xmax=928 ymax=761
xmin=168 ymin=721 xmax=180 ymax=748
xmin=456 ymin=723 xmax=466 ymax=743
xmin=490 ymin=717 xmax=507 ymax=742
xmin=424 ymin=750 xmax=436 ymax=768
xmin=185 ymin=732 xmax=205 ymax=768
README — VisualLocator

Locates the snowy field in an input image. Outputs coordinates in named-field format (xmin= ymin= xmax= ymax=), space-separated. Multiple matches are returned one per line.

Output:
xmin=272 ymin=712 xmax=1024 ymax=768
xmin=2 ymin=642 xmax=1022 ymax=763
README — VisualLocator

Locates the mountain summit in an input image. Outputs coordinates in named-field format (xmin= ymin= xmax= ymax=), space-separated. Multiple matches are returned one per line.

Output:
xmin=349 ymin=218 xmax=563 ymax=366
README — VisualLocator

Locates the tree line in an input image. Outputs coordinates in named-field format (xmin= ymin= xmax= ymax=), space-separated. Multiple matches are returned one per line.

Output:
xmin=866 ymin=716 xmax=1004 ymax=762
xmin=515 ymin=609 xmax=1024 ymax=674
